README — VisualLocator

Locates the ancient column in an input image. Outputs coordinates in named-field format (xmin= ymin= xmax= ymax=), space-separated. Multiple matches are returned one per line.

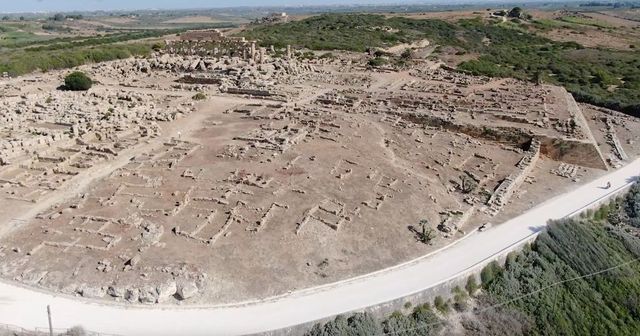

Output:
xmin=251 ymin=42 xmax=256 ymax=61
xmin=259 ymin=48 xmax=266 ymax=64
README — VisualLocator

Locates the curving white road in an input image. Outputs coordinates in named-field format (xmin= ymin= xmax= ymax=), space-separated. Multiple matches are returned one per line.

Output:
xmin=1 ymin=159 xmax=639 ymax=336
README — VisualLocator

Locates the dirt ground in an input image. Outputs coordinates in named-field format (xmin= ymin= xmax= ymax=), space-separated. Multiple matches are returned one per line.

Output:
xmin=0 ymin=38 xmax=639 ymax=306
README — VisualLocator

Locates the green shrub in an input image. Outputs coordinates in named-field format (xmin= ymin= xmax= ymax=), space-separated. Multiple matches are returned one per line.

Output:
xmin=306 ymin=313 xmax=382 ymax=336
xmin=434 ymin=296 xmax=449 ymax=313
xmin=466 ymin=276 xmax=479 ymax=296
xmin=452 ymin=286 xmax=469 ymax=311
xmin=400 ymin=48 xmax=413 ymax=60
xmin=624 ymin=183 xmax=640 ymax=227
xmin=192 ymin=92 xmax=207 ymax=100
xmin=368 ymin=57 xmax=387 ymax=68
xmin=64 ymin=71 xmax=92 ymax=91
xmin=152 ymin=42 xmax=165 ymax=51
xmin=480 ymin=261 xmax=503 ymax=287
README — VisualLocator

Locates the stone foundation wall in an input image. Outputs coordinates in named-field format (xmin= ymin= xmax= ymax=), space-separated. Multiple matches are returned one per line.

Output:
xmin=539 ymin=136 xmax=608 ymax=170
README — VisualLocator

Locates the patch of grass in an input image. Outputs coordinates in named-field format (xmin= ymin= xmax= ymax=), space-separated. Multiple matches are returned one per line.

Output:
xmin=559 ymin=15 xmax=613 ymax=29
xmin=0 ymin=30 xmax=52 ymax=48
xmin=532 ymin=18 xmax=583 ymax=31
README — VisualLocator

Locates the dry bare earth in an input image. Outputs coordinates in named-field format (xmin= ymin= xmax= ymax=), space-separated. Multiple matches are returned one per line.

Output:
xmin=0 ymin=49 xmax=639 ymax=306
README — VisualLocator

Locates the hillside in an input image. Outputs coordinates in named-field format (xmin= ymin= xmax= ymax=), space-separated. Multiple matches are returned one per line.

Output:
xmin=242 ymin=13 xmax=640 ymax=117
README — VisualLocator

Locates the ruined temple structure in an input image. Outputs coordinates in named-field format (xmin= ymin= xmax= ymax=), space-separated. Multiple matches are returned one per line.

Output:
xmin=179 ymin=29 xmax=230 ymax=42
xmin=1 ymin=35 xmax=639 ymax=307
xmin=167 ymin=29 xmax=258 ymax=61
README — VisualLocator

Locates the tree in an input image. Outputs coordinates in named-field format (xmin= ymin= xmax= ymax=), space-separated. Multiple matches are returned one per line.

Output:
xmin=53 ymin=13 xmax=66 ymax=21
xmin=623 ymin=183 xmax=640 ymax=227
xmin=480 ymin=261 xmax=503 ymax=287
xmin=64 ymin=71 xmax=92 ymax=91
xmin=508 ymin=7 xmax=523 ymax=18
xmin=305 ymin=313 xmax=381 ymax=336
xmin=465 ymin=276 xmax=479 ymax=296
xmin=382 ymin=312 xmax=416 ymax=336
xmin=417 ymin=220 xmax=435 ymax=244
xmin=347 ymin=313 xmax=382 ymax=335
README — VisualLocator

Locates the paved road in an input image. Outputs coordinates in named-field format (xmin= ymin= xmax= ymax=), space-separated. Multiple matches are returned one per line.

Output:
xmin=1 ymin=159 xmax=639 ymax=336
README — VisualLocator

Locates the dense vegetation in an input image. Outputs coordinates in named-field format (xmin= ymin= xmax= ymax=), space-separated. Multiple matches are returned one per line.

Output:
xmin=242 ymin=14 xmax=461 ymax=52
xmin=242 ymin=14 xmax=640 ymax=116
xmin=21 ymin=29 xmax=182 ymax=52
xmin=306 ymin=183 xmax=640 ymax=335
xmin=0 ymin=43 xmax=152 ymax=76
xmin=470 ymin=185 xmax=640 ymax=335
xmin=305 ymin=305 xmax=442 ymax=336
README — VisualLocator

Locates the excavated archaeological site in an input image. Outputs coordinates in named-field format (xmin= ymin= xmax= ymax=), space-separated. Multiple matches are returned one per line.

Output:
xmin=1 ymin=29 xmax=640 ymax=305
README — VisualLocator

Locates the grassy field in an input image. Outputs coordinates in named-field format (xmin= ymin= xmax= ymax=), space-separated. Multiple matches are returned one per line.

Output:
xmin=0 ymin=23 xmax=57 ymax=48
xmin=559 ymin=15 xmax=614 ymax=29
xmin=0 ymin=25 xmax=218 ymax=76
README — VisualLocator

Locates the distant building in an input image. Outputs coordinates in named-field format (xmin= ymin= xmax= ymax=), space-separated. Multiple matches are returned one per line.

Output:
xmin=253 ymin=12 xmax=290 ymax=25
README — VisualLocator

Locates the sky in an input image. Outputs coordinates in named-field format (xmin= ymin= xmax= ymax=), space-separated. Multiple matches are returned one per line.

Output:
xmin=1 ymin=0 xmax=455 ymax=13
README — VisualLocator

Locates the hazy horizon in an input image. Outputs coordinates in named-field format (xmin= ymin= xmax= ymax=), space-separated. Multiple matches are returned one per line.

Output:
xmin=1 ymin=0 xmax=553 ymax=13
